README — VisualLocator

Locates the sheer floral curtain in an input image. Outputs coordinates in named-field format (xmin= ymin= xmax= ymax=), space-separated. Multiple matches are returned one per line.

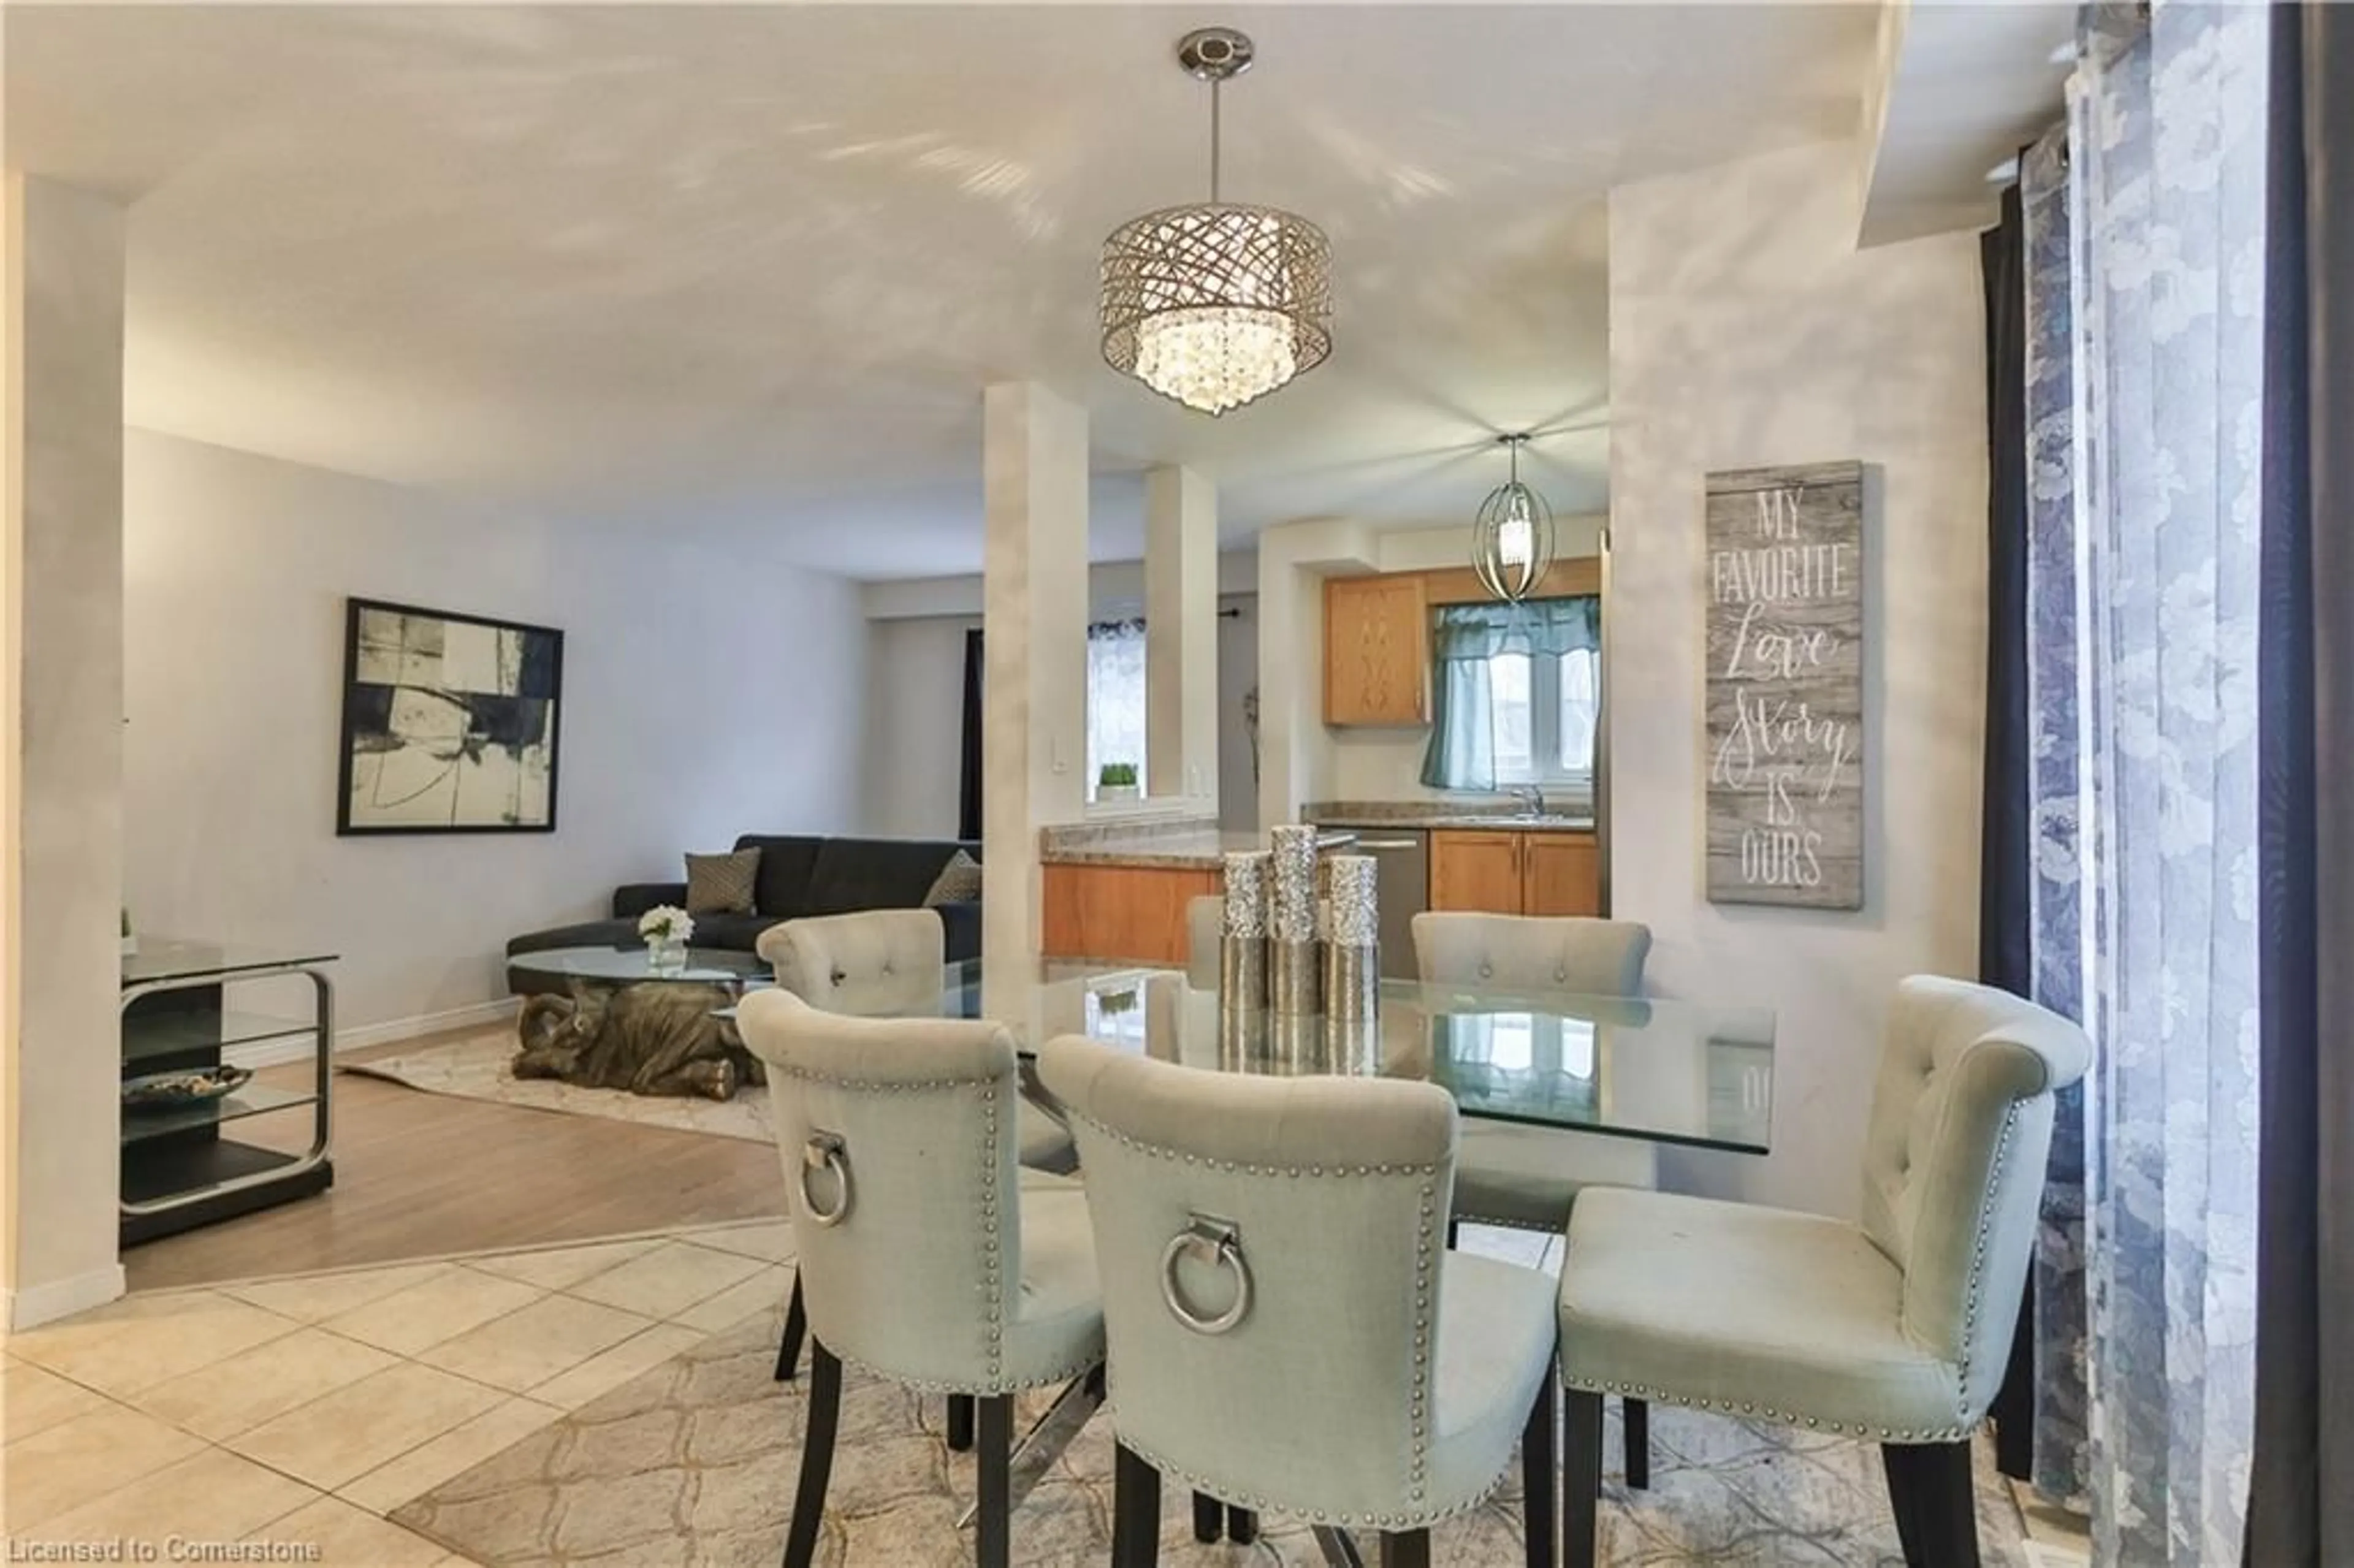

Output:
xmin=1086 ymin=618 xmax=1147 ymax=797
xmin=2060 ymin=6 xmax=2268 ymax=1561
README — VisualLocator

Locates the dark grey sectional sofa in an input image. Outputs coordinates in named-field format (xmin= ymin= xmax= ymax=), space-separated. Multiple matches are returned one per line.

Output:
xmin=505 ymin=833 xmax=979 ymax=997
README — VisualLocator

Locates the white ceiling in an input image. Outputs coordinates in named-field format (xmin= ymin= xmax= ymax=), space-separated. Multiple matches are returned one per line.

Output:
xmin=6 ymin=4 xmax=1880 ymax=578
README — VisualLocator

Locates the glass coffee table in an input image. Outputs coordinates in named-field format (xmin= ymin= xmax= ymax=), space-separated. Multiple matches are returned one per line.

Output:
xmin=506 ymin=946 xmax=772 ymax=1101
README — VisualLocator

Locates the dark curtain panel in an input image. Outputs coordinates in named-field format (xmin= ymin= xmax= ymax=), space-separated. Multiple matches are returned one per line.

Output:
xmin=958 ymin=628 xmax=983 ymax=842
xmin=2245 ymin=7 xmax=2354 ymax=1562
xmin=1977 ymin=181 xmax=2037 ymax=1482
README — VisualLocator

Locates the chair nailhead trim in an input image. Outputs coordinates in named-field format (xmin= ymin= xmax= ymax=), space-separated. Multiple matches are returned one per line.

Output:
xmin=1058 ymin=1108 xmax=1441 ymax=1179
xmin=1103 ymin=1418 xmax=1512 ymax=1531
xmin=1559 ymin=1104 xmax=2025 ymax=1446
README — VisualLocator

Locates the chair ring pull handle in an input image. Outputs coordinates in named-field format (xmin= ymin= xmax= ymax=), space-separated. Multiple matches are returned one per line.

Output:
xmin=1159 ymin=1215 xmax=1251 ymax=1336
xmin=800 ymin=1132 xmax=852 ymax=1228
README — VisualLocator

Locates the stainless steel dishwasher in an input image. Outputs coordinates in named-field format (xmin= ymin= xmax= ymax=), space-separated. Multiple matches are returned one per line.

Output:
xmin=1346 ymin=829 xmax=1430 ymax=978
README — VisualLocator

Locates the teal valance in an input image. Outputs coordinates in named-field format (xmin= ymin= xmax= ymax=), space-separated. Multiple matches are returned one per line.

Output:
xmin=1428 ymin=596 xmax=1599 ymax=662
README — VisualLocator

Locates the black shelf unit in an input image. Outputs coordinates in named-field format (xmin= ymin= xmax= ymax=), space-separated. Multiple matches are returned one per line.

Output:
xmin=120 ymin=940 xmax=336 ymax=1247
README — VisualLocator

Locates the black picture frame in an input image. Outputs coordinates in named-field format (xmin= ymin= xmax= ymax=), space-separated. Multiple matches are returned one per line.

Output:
xmin=335 ymin=596 xmax=565 ymax=836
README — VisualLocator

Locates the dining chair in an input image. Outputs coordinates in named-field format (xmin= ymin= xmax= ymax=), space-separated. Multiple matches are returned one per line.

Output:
xmin=1038 ymin=1033 xmax=1561 ymax=1568
xmin=736 ymin=989 xmax=1106 ymax=1568
xmin=1410 ymin=910 xmax=1659 ymax=1483
xmin=1554 ymin=976 xmax=2093 ymax=1568
xmin=758 ymin=907 xmax=1077 ymax=1438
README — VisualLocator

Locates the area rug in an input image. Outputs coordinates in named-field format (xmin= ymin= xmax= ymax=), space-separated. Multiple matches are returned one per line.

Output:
xmin=394 ymin=1299 xmax=2030 ymax=1567
xmin=346 ymin=1032 xmax=772 ymax=1143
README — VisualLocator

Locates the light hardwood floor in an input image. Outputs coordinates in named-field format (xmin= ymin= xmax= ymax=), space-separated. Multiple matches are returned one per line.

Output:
xmin=124 ymin=1028 xmax=787 ymax=1293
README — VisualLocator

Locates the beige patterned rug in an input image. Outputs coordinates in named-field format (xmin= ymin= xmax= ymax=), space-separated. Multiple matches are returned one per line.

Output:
xmin=346 ymin=1033 xmax=773 ymax=1142
xmin=393 ymin=1298 xmax=2030 ymax=1567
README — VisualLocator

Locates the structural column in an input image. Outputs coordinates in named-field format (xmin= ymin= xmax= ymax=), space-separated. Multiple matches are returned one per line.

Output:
xmin=980 ymin=383 xmax=1089 ymax=995
xmin=2 ymin=176 xmax=128 ymax=1328
xmin=1143 ymin=465 xmax=1217 ymax=803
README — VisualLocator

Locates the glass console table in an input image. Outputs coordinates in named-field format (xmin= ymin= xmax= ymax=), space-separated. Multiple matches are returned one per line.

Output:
xmin=120 ymin=939 xmax=336 ymax=1246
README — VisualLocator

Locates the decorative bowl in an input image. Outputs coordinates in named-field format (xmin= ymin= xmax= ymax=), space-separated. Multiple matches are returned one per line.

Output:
xmin=121 ymin=1064 xmax=254 ymax=1113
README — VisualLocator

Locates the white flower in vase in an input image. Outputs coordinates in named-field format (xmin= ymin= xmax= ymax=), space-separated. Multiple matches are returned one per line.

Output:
xmin=638 ymin=905 xmax=695 ymax=948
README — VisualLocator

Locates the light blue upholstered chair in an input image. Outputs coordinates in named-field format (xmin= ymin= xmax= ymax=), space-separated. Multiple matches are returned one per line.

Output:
xmin=1411 ymin=911 xmax=1659 ymax=1484
xmin=760 ymin=909 xmax=1078 ymax=1405
xmin=1555 ymin=976 xmax=2093 ymax=1568
xmin=1184 ymin=894 xmax=1222 ymax=989
xmin=1040 ymin=1035 xmax=1561 ymax=1568
xmin=736 ymin=989 xmax=1105 ymax=1568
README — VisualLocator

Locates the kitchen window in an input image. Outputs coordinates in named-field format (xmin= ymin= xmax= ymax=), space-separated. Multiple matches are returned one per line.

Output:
xmin=1420 ymin=596 xmax=1601 ymax=791
xmin=1086 ymin=617 xmax=1147 ymax=799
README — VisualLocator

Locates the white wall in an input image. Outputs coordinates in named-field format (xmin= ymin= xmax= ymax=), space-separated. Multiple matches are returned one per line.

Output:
xmin=860 ymin=594 xmax=1260 ymax=838
xmin=5 ymin=177 xmax=129 ymax=1327
xmin=1607 ymin=141 xmax=1987 ymax=1220
xmin=863 ymin=613 xmax=977 ymax=840
xmin=123 ymin=430 xmax=868 ymax=1037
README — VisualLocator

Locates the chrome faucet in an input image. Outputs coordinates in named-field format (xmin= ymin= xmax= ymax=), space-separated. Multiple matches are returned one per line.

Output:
xmin=1509 ymin=783 xmax=1545 ymax=818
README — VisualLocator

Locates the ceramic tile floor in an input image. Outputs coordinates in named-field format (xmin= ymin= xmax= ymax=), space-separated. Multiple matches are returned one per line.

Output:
xmin=0 ymin=1219 xmax=798 ymax=1565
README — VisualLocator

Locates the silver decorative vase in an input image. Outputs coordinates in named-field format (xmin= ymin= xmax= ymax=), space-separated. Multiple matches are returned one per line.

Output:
xmin=1322 ymin=854 xmax=1380 ymax=1021
xmin=1322 ymin=941 xmax=1379 ymax=1023
xmin=1219 ymin=935 xmax=1268 ymax=1015
xmin=1270 ymin=937 xmax=1321 ymax=1016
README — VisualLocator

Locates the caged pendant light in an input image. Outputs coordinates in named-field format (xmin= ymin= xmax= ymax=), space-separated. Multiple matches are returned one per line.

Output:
xmin=1470 ymin=434 xmax=1557 ymax=603
xmin=1099 ymin=27 xmax=1333 ymax=416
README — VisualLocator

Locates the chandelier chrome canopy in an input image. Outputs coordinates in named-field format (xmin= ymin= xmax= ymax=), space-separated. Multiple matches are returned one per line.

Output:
xmin=1100 ymin=27 xmax=1333 ymax=416
xmin=1471 ymin=435 xmax=1557 ymax=603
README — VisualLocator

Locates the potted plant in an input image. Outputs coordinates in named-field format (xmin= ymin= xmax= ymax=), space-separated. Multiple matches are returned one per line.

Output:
xmin=1097 ymin=761 xmax=1141 ymax=804
xmin=638 ymin=905 xmax=695 ymax=973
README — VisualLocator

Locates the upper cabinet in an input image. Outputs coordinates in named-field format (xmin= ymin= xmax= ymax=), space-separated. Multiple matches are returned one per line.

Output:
xmin=1324 ymin=574 xmax=1430 ymax=726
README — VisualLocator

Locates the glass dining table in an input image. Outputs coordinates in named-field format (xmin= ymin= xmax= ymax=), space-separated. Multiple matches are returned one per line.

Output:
xmin=750 ymin=956 xmax=1775 ymax=1563
xmin=915 ymin=957 xmax=1778 ymax=1157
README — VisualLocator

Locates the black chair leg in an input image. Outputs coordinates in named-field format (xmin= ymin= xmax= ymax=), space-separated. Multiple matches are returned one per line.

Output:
xmin=1521 ymin=1360 xmax=1558 ymax=1568
xmin=1379 ymin=1529 xmax=1431 ymax=1568
xmin=1191 ymin=1492 xmax=1222 ymax=1543
xmin=976 ymin=1395 xmax=1014 ymax=1568
xmin=1561 ymin=1388 xmax=1602 ymax=1568
xmin=1446 ymin=1218 xmax=1462 ymax=1249
xmin=772 ymin=1277 xmax=806 ymax=1383
xmin=1113 ymin=1443 xmax=1162 ymax=1567
xmin=1623 ymin=1397 xmax=1650 ymax=1490
xmin=947 ymin=1394 xmax=976 ymax=1453
xmin=1227 ymin=1506 xmax=1257 ymax=1544
xmin=781 ymin=1342 xmax=840 ymax=1568
xmin=1882 ymin=1440 xmax=1981 ymax=1568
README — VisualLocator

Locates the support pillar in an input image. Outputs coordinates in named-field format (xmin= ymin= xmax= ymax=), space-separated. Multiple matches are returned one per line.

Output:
xmin=980 ymin=383 xmax=1089 ymax=1002
xmin=2 ymin=176 xmax=128 ymax=1328
xmin=1143 ymin=466 xmax=1217 ymax=804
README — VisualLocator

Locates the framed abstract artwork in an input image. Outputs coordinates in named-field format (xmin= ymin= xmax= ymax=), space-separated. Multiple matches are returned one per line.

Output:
xmin=337 ymin=598 xmax=564 ymax=834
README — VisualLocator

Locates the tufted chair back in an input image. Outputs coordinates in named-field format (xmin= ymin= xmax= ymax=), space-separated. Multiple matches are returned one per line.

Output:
xmin=1858 ymin=976 xmax=2092 ymax=1420
xmin=737 ymin=988 xmax=1027 ymax=1388
xmin=1038 ymin=1035 xmax=1463 ymax=1521
xmin=758 ymin=908 xmax=943 ymax=1016
xmin=1184 ymin=896 xmax=1222 ymax=988
xmin=1411 ymin=912 xmax=1651 ymax=997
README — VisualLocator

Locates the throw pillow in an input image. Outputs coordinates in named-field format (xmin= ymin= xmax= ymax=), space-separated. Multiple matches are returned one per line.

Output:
xmin=923 ymin=850 xmax=983 ymax=907
xmin=684 ymin=848 xmax=761 ymax=915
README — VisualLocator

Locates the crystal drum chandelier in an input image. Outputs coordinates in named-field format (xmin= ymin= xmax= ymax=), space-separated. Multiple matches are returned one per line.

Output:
xmin=1471 ymin=434 xmax=1557 ymax=603
xmin=1100 ymin=28 xmax=1333 ymax=416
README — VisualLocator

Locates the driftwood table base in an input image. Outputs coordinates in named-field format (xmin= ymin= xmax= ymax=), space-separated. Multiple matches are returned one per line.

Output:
xmin=513 ymin=978 xmax=766 ymax=1101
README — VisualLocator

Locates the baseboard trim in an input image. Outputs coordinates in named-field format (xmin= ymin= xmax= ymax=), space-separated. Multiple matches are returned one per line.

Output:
xmin=224 ymin=998 xmax=520 ymax=1068
xmin=7 ymin=1261 xmax=127 ymax=1330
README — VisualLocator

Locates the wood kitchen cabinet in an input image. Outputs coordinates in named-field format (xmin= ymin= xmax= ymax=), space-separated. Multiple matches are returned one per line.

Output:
xmin=1324 ymin=575 xmax=1430 ymax=726
xmin=1428 ymin=830 xmax=1527 ymax=915
xmin=1041 ymin=864 xmax=1219 ymax=965
xmin=1430 ymin=829 xmax=1602 ymax=918
xmin=1522 ymin=833 xmax=1602 ymax=917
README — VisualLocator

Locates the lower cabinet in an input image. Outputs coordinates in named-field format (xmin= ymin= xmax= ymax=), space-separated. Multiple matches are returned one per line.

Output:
xmin=1430 ymin=829 xmax=1602 ymax=918
xmin=1041 ymin=864 xmax=1219 ymax=965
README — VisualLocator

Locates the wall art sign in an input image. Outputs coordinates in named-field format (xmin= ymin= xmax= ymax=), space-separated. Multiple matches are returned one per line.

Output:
xmin=1704 ymin=460 xmax=1864 ymax=908
xmin=337 ymin=598 xmax=563 ymax=834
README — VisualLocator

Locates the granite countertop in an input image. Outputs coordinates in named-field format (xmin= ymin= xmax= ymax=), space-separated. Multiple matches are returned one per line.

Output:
xmin=1038 ymin=829 xmax=1270 ymax=870
xmin=1305 ymin=800 xmax=1598 ymax=834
